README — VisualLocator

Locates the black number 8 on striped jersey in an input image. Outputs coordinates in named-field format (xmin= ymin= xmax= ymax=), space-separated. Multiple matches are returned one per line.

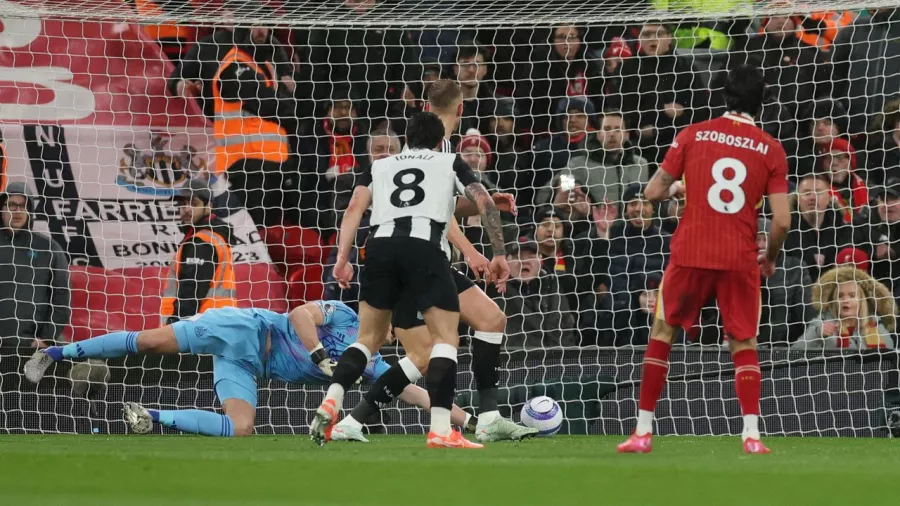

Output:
xmin=389 ymin=168 xmax=426 ymax=208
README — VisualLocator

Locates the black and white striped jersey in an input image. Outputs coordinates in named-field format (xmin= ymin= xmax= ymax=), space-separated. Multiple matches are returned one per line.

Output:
xmin=360 ymin=148 xmax=477 ymax=257
xmin=440 ymin=138 xmax=452 ymax=153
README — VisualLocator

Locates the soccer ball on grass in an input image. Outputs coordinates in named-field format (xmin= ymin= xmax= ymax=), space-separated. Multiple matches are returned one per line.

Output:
xmin=520 ymin=396 xmax=563 ymax=436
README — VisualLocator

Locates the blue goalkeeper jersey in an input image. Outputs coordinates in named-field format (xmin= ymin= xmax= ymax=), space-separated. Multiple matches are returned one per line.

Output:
xmin=259 ymin=301 xmax=391 ymax=384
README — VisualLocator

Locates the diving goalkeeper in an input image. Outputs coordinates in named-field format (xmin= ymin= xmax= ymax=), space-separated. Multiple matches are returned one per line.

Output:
xmin=24 ymin=301 xmax=473 ymax=437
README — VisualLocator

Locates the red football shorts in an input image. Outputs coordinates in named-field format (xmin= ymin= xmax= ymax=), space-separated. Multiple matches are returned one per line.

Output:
xmin=656 ymin=264 xmax=761 ymax=341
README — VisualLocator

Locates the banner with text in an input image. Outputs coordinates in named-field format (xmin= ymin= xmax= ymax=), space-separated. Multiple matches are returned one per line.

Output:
xmin=1 ymin=124 xmax=270 ymax=269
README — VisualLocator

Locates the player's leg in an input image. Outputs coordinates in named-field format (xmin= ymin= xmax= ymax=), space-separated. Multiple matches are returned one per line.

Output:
xmin=124 ymin=357 xmax=258 ymax=437
xmin=618 ymin=266 xmax=714 ymax=453
xmin=24 ymin=326 xmax=180 ymax=383
xmin=719 ymin=269 xmax=769 ymax=454
xmin=311 ymin=301 xmax=393 ymax=445
xmin=458 ymin=283 xmax=539 ymax=441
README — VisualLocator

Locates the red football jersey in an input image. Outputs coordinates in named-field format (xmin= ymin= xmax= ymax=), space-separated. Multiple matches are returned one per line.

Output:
xmin=661 ymin=113 xmax=789 ymax=271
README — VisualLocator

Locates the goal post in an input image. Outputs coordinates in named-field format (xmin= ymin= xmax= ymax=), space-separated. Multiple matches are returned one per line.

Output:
xmin=1 ymin=0 xmax=899 ymax=437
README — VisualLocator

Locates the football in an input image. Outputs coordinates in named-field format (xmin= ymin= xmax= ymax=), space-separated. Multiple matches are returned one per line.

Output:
xmin=520 ymin=396 xmax=563 ymax=436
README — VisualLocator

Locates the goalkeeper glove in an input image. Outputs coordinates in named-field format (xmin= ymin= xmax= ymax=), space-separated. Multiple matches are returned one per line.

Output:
xmin=310 ymin=344 xmax=337 ymax=377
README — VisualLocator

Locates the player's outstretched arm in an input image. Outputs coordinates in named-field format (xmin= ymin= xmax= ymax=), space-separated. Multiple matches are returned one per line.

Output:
xmin=644 ymin=167 xmax=684 ymax=203
xmin=289 ymin=302 xmax=338 ymax=376
xmin=455 ymin=192 xmax=518 ymax=217
xmin=334 ymin=186 xmax=372 ymax=289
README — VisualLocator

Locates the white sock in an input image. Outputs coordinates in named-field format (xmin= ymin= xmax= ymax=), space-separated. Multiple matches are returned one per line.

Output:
xmin=742 ymin=414 xmax=760 ymax=441
xmin=342 ymin=415 xmax=363 ymax=430
xmin=478 ymin=410 xmax=501 ymax=425
xmin=325 ymin=383 xmax=345 ymax=407
xmin=635 ymin=409 xmax=654 ymax=436
xmin=430 ymin=407 xmax=452 ymax=436
xmin=463 ymin=413 xmax=472 ymax=429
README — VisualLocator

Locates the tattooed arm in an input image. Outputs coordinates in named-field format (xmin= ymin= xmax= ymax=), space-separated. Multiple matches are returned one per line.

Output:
xmin=463 ymin=181 xmax=506 ymax=257
xmin=644 ymin=167 xmax=684 ymax=203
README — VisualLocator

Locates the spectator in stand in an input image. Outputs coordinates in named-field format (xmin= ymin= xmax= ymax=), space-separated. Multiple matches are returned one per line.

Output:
xmin=597 ymin=37 xmax=632 ymax=112
xmin=612 ymin=272 xmax=661 ymax=346
xmin=714 ymin=13 xmax=832 ymax=153
xmin=487 ymin=97 xmax=533 ymax=203
xmin=0 ymin=182 xmax=70 ymax=351
xmin=533 ymin=206 xmax=578 ymax=301
xmin=454 ymin=45 xmax=498 ymax=135
xmin=757 ymin=218 xmax=814 ymax=344
xmin=794 ymin=99 xmax=851 ymax=179
xmin=169 ymin=7 xmax=302 ymax=123
xmin=784 ymin=174 xmax=853 ymax=281
xmin=321 ymin=123 xmax=399 ymax=309
xmin=833 ymin=8 xmax=900 ymax=135
xmin=607 ymin=183 xmax=670 ymax=312
xmin=531 ymin=96 xmax=596 ymax=199
xmin=855 ymin=179 xmax=900 ymax=296
xmin=789 ymin=11 xmax=856 ymax=52
xmin=458 ymin=129 xmax=498 ymax=190
xmin=794 ymin=266 xmax=895 ymax=350
xmin=518 ymin=24 xmax=604 ymax=134
xmin=620 ymin=22 xmax=704 ymax=164
xmin=306 ymin=0 xmax=419 ymax=121
xmin=496 ymin=239 xmax=579 ymax=349
xmin=820 ymin=138 xmax=869 ymax=223
xmin=211 ymin=26 xmax=298 ymax=229
xmin=300 ymin=87 xmax=368 ymax=235
xmin=573 ymin=199 xmax=618 ymax=344
xmin=559 ymin=110 xmax=649 ymax=206
xmin=867 ymin=96 xmax=900 ymax=184
xmin=333 ymin=124 xmax=400 ymax=214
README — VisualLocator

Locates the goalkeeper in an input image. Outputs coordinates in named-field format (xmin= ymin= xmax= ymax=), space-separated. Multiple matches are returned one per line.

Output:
xmin=23 ymin=301 xmax=471 ymax=437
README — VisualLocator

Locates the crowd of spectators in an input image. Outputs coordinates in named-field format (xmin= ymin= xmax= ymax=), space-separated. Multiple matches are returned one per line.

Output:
xmin=24 ymin=2 xmax=887 ymax=351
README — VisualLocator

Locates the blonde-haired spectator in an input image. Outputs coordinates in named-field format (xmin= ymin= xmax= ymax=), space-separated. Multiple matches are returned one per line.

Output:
xmin=794 ymin=266 xmax=895 ymax=350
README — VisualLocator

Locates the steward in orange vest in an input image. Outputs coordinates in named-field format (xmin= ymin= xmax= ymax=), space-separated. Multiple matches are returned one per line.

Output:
xmin=161 ymin=178 xmax=237 ymax=325
xmin=211 ymin=27 xmax=297 ymax=227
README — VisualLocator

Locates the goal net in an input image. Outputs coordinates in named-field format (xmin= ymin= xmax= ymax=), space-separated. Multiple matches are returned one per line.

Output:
xmin=1 ymin=0 xmax=899 ymax=437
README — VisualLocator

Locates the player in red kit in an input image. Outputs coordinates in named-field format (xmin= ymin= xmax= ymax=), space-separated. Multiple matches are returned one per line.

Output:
xmin=617 ymin=64 xmax=792 ymax=455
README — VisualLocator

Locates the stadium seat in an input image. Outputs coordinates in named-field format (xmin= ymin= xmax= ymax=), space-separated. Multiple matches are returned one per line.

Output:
xmin=285 ymin=264 xmax=325 ymax=309
xmin=68 ymin=264 xmax=288 ymax=341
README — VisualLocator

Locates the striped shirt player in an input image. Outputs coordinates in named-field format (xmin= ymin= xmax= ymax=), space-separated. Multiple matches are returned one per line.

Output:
xmin=358 ymin=145 xmax=480 ymax=315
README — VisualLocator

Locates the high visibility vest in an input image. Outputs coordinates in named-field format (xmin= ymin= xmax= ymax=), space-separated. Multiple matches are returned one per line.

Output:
xmin=160 ymin=229 xmax=237 ymax=324
xmin=794 ymin=12 xmax=855 ymax=52
xmin=134 ymin=0 xmax=197 ymax=53
xmin=211 ymin=47 xmax=290 ymax=174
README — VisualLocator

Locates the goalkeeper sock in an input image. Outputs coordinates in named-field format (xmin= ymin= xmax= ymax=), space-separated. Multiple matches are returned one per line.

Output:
xmin=54 ymin=331 xmax=139 ymax=360
xmin=326 ymin=343 xmax=372 ymax=406
xmin=427 ymin=343 xmax=458 ymax=437
xmin=472 ymin=332 xmax=502 ymax=415
xmin=352 ymin=357 xmax=422 ymax=422
xmin=636 ymin=338 xmax=672 ymax=435
xmin=149 ymin=409 xmax=235 ymax=437
xmin=732 ymin=348 xmax=762 ymax=441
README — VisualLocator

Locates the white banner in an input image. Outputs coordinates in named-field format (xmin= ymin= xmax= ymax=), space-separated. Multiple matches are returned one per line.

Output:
xmin=2 ymin=124 xmax=271 ymax=269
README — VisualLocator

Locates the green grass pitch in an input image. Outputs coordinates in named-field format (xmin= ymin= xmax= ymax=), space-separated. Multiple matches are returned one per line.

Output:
xmin=2 ymin=435 xmax=897 ymax=505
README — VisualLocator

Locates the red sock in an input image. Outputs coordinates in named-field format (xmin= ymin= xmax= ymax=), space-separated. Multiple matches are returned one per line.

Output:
xmin=638 ymin=339 xmax=672 ymax=412
xmin=732 ymin=348 xmax=761 ymax=416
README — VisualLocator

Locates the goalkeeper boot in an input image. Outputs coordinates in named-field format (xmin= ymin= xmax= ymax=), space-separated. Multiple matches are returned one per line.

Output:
xmin=616 ymin=432 xmax=653 ymax=454
xmin=122 ymin=402 xmax=153 ymax=435
xmin=427 ymin=429 xmax=484 ymax=449
xmin=23 ymin=349 xmax=54 ymax=384
xmin=743 ymin=438 xmax=771 ymax=455
xmin=310 ymin=398 xmax=338 ymax=447
xmin=476 ymin=416 xmax=539 ymax=442
xmin=329 ymin=422 xmax=370 ymax=443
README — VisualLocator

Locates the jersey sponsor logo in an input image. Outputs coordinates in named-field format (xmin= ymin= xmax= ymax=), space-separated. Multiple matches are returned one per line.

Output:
xmin=184 ymin=256 xmax=206 ymax=265
xmin=321 ymin=302 xmax=336 ymax=321
xmin=694 ymin=130 xmax=769 ymax=155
